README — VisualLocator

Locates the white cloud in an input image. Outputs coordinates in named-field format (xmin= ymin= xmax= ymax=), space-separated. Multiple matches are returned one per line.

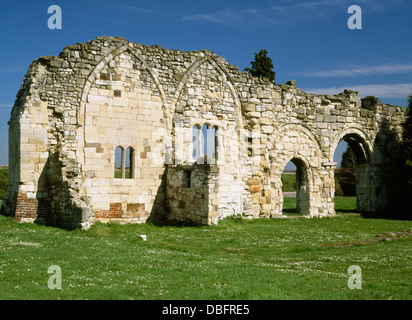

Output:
xmin=99 ymin=0 xmax=163 ymax=15
xmin=302 ymin=83 xmax=412 ymax=98
xmin=0 ymin=67 xmax=24 ymax=74
xmin=182 ymin=8 xmax=268 ymax=29
xmin=300 ymin=63 xmax=412 ymax=77
xmin=181 ymin=0 xmax=345 ymax=29
xmin=180 ymin=0 xmax=403 ymax=29
xmin=112 ymin=4 xmax=162 ymax=15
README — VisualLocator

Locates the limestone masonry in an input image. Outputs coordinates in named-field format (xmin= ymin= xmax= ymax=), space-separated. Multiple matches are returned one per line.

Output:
xmin=2 ymin=36 xmax=407 ymax=229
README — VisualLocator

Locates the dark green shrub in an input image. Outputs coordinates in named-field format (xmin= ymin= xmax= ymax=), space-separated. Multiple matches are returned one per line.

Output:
xmin=0 ymin=168 xmax=8 ymax=199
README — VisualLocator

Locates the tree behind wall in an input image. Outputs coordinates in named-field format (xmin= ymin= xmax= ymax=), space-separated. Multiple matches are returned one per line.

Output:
xmin=244 ymin=49 xmax=276 ymax=84
xmin=402 ymin=93 xmax=412 ymax=191
xmin=338 ymin=146 xmax=356 ymax=196
xmin=0 ymin=168 xmax=8 ymax=200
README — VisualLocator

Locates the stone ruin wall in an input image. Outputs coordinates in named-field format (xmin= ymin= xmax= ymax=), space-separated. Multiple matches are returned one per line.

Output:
xmin=2 ymin=36 xmax=407 ymax=229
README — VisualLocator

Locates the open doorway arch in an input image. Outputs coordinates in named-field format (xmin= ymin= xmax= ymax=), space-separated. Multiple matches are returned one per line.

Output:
xmin=331 ymin=128 xmax=373 ymax=213
xmin=280 ymin=157 xmax=311 ymax=215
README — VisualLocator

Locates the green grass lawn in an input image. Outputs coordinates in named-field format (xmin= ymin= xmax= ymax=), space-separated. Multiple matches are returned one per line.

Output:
xmin=281 ymin=174 xmax=296 ymax=192
xmin=114 ymin=169 xmax=131 ymax=179
xmin=0 ymin=199 xmax=411 ymax=300
xmin=334 ymin=196 xmax=357 ymax=213
xmin=283 ymin=196 xmax=357 ymax=215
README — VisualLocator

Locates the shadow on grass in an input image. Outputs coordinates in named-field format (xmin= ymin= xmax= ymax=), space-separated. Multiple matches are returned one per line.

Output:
xmin=282 ymin=208 xmax=299 ymax=214
xmin=282 ymin=197 xmax=299 ymax=216
xmin=335 ymin=208 xmax=359 ymax=214
xmin=334 ymin=196 xmax=358 ymax=215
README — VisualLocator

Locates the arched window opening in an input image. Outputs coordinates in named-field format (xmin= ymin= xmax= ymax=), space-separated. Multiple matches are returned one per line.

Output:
xmin=192 ymin=125 xmax=200 ymax=161
xmin=125 ymin=147 xmax=134 ymax=179
xmin=202 ymin=124 xmax=208 ymax=159
xmin=206 ymin=125 xmax=216 ymax=164
xmin=114 ymin=146 xmax=124 ymax=178
xmin=212 ymin=126 xmax=217 ymax=162
xmin=201 ymin=124 xmax=217 ymax=164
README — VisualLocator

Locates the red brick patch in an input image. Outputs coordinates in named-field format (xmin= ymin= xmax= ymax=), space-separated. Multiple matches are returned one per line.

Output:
xmin=95 ymin=202 xmax=122 ymax=218
xmin=13 ymin=192 xmax=50 ymax=222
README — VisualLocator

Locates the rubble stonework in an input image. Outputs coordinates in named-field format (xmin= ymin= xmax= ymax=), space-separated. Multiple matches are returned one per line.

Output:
xmin=2 ymin=36 xmax=407 ymax=229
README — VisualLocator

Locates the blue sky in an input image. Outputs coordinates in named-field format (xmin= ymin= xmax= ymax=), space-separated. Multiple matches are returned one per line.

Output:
xmin=0 ymin=0 xmax=411 ymax=167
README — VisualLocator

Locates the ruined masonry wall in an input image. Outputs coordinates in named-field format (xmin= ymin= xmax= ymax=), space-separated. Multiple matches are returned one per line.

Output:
xmin=3 ymin=36 xmax=406 ymax=229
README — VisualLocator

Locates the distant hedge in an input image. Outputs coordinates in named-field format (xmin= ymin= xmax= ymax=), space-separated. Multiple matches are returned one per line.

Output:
xmin=0 ymin=168 xmax=8 ymax=200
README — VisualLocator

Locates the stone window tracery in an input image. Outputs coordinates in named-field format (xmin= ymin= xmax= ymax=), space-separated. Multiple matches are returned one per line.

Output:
xmin=114 ymin=146 xmax=135 ymax=179
xmin=192 ymin=123 xmax=218 ymax=164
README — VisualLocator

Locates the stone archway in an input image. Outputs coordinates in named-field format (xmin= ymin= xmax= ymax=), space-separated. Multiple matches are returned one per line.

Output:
xmin=281 ymin=157 xmax=311 ymax=215
xmin=292 ymin=157 xmax=311 ymax=215
xmin=331 ymin=127 xmax=374 ymax=213
xmin=267 ymin=123 xmax=322 ymax=217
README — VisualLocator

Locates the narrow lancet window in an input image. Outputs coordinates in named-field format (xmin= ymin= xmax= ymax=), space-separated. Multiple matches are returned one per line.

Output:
xmin=192 ymin=125 xmax=200 ymax=161
xmin=114 ymin=146 xmax=124 ymax=178
xmin=125 ymin=147 xmax=134 ymax=179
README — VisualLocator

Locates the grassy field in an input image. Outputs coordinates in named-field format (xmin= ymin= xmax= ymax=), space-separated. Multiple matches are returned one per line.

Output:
xmin=0 ymin=197 xmax=411 ymax=300
xmin=283 ymin=196 xmax=357 ymax=215
xmin=114 ymin=169 xmax=131 ymax=179
xmin=281 ymin=173 xmax=296 ymax=192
